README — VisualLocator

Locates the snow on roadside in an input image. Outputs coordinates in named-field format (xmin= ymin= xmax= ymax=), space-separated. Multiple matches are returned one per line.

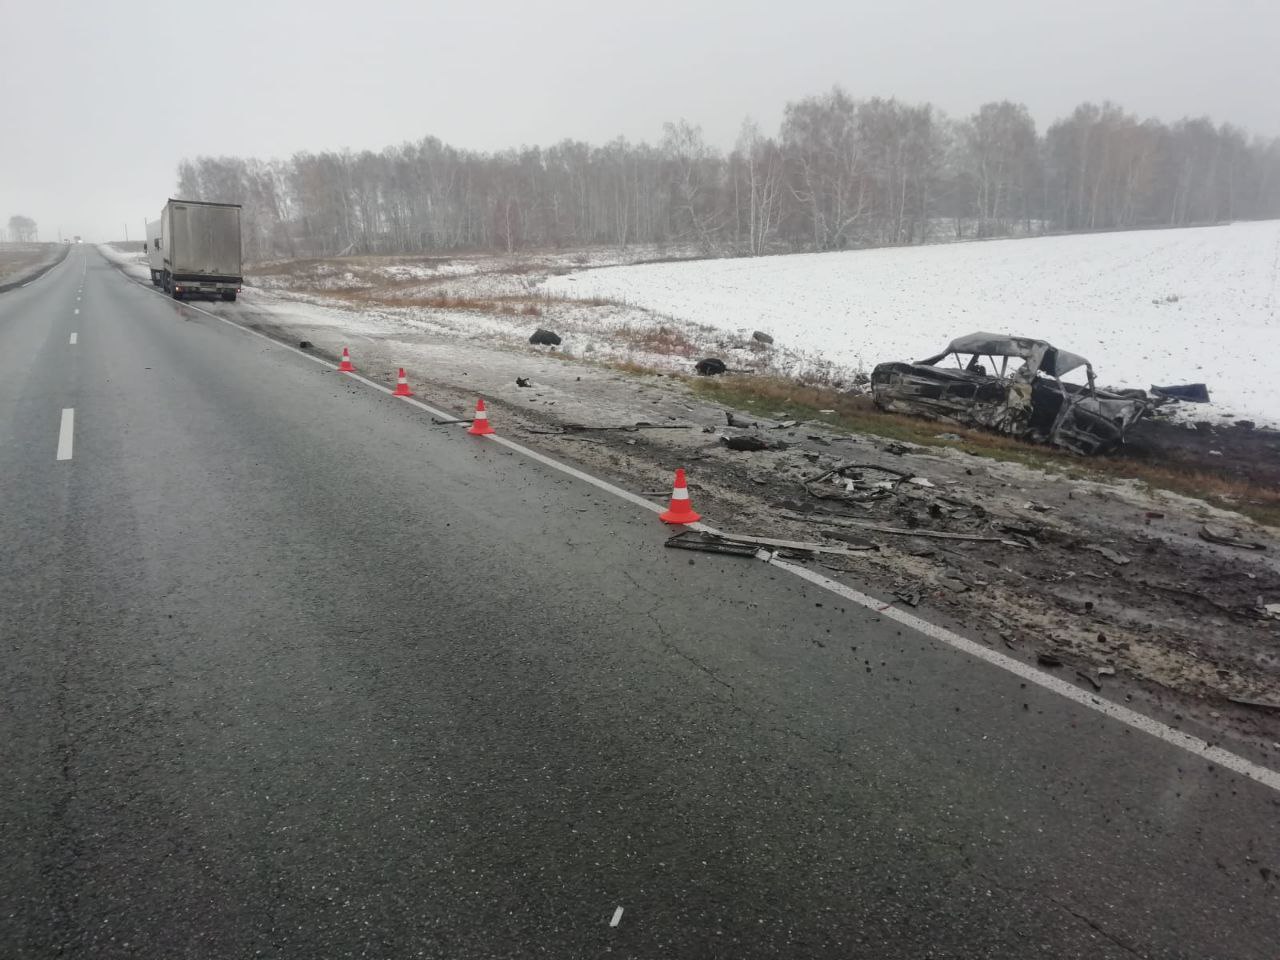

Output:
xmin=97 ymin=243 xmax=151 ymax=282
xmin=241 ymin=243 xmax=830 ymax=378
xmin=545 ymin=221 xmax=1280 ymax=426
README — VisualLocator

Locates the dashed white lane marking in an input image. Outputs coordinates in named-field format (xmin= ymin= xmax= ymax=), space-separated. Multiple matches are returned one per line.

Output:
xmin=56 ymin=408 xmax=74 ymax=461
xmin=74 ymin=308 xmax=79 ymax=315
xmin=123 ymin=269 xmax=1280 ymax=795
xmin=69 ymin=333 xmax=77 ymax=345
xmin=610 ymin=907 xmax=624 ymax=928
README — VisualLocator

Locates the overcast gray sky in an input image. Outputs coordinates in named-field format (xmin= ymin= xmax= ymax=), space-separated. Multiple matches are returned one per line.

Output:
xmin=3 ymin=0 xmax=1278 ymax=241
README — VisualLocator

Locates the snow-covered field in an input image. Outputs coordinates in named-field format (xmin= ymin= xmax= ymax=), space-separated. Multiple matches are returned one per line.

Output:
xmin=546 ymin=221 xmax=1280 ymax=425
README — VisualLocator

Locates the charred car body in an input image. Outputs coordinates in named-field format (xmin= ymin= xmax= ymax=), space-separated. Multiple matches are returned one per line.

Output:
xmin=871 ymin=333 xmax=1148 ymax=455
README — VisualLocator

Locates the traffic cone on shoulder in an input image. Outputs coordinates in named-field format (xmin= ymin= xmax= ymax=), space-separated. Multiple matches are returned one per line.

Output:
xmin=468 ymin=398 xmax=495 ymax=435
xmin=392 ymin=368 xmax=413 ymax=396
xmin=659 ymin=468 xmax=701 ymax=524
xmin=337 ymin=347 xmax=356 ymax=372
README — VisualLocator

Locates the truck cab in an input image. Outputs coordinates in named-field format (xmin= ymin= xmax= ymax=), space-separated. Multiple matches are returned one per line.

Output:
xmin=145 ymin=219 xmax=163 ymax=285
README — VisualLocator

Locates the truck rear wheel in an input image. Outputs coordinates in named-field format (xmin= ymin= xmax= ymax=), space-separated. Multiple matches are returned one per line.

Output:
xmin=221 ymin=291 xmax=237 ymax=302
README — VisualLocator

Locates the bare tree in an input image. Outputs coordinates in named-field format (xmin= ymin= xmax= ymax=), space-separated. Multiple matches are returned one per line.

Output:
xmin=170 ymin=88 xmax=1280 ymax=263
xmin=7 ymin=215 xmax=38 ymax=242
xmin=960 ymin=102 xmax=1038 ymax=236
xmin=732 ymin=119 xmax=784 ymax=255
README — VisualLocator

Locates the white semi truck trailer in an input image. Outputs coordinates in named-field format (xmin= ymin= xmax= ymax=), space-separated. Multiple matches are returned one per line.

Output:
xmin=159 ymin=198 xmax=243 ymax=301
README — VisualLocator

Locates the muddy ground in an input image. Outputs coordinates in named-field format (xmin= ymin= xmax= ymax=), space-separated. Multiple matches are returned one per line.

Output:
xmin=103 ymin=246 xmax=1280 ymax=762
xmin=1128 ymin=416 xmax=1280 ymax=488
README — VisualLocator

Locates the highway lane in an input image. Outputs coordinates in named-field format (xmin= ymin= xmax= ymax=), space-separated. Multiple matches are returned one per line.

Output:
xmin=1 ymin=245 xmax=1277 ymax=958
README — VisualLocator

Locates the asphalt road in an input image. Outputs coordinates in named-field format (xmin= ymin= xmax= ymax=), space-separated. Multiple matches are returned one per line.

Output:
xmin=2 ymin=246 xmax=1277 ymax=959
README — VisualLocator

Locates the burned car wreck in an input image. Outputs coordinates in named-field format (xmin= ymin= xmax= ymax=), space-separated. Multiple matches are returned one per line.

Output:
xmin=871 ymin=333 xmax=1149 ymax=455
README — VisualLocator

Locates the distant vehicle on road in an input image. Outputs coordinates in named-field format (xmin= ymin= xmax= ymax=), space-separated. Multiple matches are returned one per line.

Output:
xmin=145 ymin=219 xmax=163 ymax=285
xmin=73 ymin=235 xmax=81 ymax=243
xmin=159 ymin=198 xmax=242 ymax=302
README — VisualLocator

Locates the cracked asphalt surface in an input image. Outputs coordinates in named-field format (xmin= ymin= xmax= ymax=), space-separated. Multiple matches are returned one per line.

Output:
xmin=2 ymin=246 xmax=1278 ymax=958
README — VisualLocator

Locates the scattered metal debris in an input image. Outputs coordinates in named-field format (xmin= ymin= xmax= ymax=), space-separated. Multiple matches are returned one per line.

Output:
xmin=1076 ymin=670 xmax=1103 ymax=691
xmin=893 ymin=589 xmax=922 ymax=607
xmin=665 ymin=529 xmax=874 ymax=559
xmin=1151 ymin=383 xmax=1210 ymax=403
xmin=802 ymin=461 xmax=913 ymax=503
xmin=1037 ymin=651 xmax=1064 ymax=668
xmin=695 ymin=358 xmax=727 ymax=376
xmin=529 ymin=328 xmax=562 ymax=346
xmin=1199 ymin=524 xmax=1267 ymax=551
xmin=777 ymin=510 xmax=1031 ymax=547
xmin=1084 ymin=544 xmax=1132 ymax=566
xmin=726 ymin=411 xmax=757 ymax=428
xmin=723 ymin=435 xmax=770 ymax=452
xmin=431 ymin=416 xmax=474 ymax=425
xmin=664 ymin=530 xmax=759 ymax=558
xmin=529 ymin=421 xmax=691 ymax=435
xmin=516 ymin=377 xmax=532 ymax=387
xmin=752 ymin=331 xmax=775 ymax=344
xmin=871 ymin=332 xmax=1149 ymax=455
xmin=823 ymin=530 xmax=878 ymax=549
xmin=298 ymin=340 xmax=313 ymax=349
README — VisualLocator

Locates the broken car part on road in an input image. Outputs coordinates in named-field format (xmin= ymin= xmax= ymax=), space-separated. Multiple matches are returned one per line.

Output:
xmin=664 ymin=529 xmax=875 ymax=559
xmin=871 ymin=332 xmax=1150 ymax=455
xmin=529 ymin=421 xmax=692 ymax=435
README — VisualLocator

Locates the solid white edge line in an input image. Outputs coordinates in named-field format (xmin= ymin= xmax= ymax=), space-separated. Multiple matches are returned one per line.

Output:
xmin=69 ymin=333 xmax=77 ymax=345
xmin=120 ymin=261 xmax=1280 ymax=794
xmin=610 ymin=907 xmax=623 ymax=927
xmin=56 ymin=408 xmax=74 ymax=461
xmin=772 ymin=559 xmax=1280 ymax=793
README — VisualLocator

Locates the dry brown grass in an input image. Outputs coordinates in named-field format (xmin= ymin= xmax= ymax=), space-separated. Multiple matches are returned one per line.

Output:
xmin=612 ymin=323 xmax=699 ymax=357
xmin=319 ymin=288 xmax=549 ymax=317
xmin=692 ymin=375 xmax=1280 ymax=526
xmin=609 ymin=359 xmax=662 ymax=376
xmin=0 ymin=243 xmax=63 ymax=280
xmin=333 ymin=288 xmax=627 ymax=317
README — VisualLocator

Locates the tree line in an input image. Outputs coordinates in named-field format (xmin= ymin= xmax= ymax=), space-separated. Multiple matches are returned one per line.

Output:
xmin=175 ymin=89 xmax=1280 ymax=263
xmin=4 ymin=215 xmax=39 ymax=242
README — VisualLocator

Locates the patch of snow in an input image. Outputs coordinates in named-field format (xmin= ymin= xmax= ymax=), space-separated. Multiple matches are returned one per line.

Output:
xmin=96 ymin=243 xmax=151 ymax=281
xmin=546 ymin=221 xmax=1280 ymax=427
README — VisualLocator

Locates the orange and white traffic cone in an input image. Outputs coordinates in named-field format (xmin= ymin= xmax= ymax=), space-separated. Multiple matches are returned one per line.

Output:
xmin=659 ymin=468 xmax=701 ymax=524
xmin=468 ymin=398 xmax=495 ymax=435
xmin=392 ymin=367 xmax=413 ymax=397
xmin=337 ymin=347 xmax=356 ymax=372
